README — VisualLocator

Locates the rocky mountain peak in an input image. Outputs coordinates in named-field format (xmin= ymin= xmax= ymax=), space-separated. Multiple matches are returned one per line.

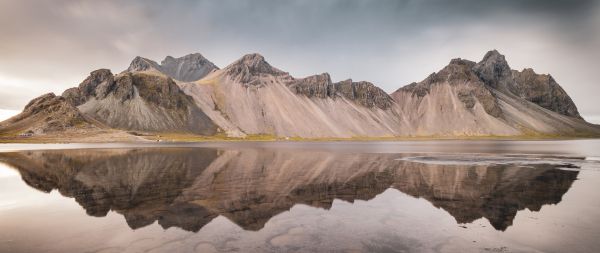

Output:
xmin=161 ymin=53 xmax=210 ymax=64
xmin=229 ymin=53 xmax=280 ymax=73
xmin=81 ymin=69 xmax=114 ymax=93
xmin=127 ymin=56 xmax=161 ymax=72
xmin=24 ymin=92 xmax=59 ymax=110
xmin=62 ymin=69 xmax=116 ymax=106
xmin=224 ymin=53 xmax=287 ymax=84
xmin=473 ymin=50 xmax=517 ymax=92
xmin=237 ymin=53 xmax=266 ymax=64
xmin=126 ymin=53 xmax=218 ymax=82
xmin=449 ymin=58 xmax=476 ymax=67
xmin=9 ymin=92 xmax=94 ymax=134
xmin=512 ymin=68 xmax=581 ymax=118
xmin=394 ymin=52 xmax=505 ymax=118
xmin=434 ymin=58 xmax=480 ymax=84
xmin=63 ymin=68 xmax=136 ymax=107
xmin=159 ymin=53 xmax=219 ymax=82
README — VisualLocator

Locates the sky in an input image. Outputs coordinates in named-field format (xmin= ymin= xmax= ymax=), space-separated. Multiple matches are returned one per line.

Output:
xmin=0 ymin=0 xmax=599 ymax=123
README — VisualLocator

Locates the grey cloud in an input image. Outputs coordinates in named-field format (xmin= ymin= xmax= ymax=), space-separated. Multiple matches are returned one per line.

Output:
xmin=0 ymin=0 xmax=599 ymax=122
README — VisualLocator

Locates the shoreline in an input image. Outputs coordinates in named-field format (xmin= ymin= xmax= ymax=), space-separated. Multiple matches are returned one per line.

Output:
xmin=1 ymin=133 xmax=599 ymax=144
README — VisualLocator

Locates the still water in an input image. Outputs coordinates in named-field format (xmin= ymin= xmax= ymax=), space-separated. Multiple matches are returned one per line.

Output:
xmin=1 ymin=140 xmax=600 ymax=253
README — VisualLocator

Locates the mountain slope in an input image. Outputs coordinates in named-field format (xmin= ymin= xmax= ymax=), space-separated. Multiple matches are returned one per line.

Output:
xmin=0 ymin=92 xmax=144 ymax=142
xmin=0 ymin=93 xmax=98 ymax=135
xmin=391 ymin=50 xmax=600 ymax=137
xmin=180 ymin=53 xmax=408 ymax=138
xmin=63 ymin=69 xmax=217 ymax=135
xmin=1 ymin=50 xmax=599 ymax=140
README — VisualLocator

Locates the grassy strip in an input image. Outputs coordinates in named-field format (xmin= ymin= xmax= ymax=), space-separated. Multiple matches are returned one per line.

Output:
xmin=141 ymin=132 xmax=600 ymax=143
xmin=1 ymin=131 xmax=599 ymax=144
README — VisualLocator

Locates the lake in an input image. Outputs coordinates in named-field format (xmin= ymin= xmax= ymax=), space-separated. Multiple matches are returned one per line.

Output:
xmin=1 ymin=140 xmax=600 ymax=253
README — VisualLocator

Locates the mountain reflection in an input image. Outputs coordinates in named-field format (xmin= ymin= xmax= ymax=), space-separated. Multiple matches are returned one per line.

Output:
xmin=0 ymin=148 xmax=579 ymax=232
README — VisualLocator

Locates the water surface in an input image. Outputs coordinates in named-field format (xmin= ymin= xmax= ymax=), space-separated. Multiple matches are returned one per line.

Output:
xmin=1 ymin=140 xmax=600 ymax=253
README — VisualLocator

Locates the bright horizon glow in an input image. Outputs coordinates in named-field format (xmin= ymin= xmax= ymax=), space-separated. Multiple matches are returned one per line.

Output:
xmin=0 ymin=109 xmax=20 ymax=121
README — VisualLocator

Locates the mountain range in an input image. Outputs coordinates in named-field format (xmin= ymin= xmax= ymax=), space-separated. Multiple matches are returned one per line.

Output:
xmin=1 ymin=50 xmax=599 ymax=140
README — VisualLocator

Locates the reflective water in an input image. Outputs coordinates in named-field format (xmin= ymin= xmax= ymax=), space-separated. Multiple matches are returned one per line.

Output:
xmin=1 ymin=140 xmax=600 ymax=253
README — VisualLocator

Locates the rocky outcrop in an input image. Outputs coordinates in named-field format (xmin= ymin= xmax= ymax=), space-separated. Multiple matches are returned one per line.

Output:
xmin=0 ymin=93 xmax=98 ymax=134
xmin=287 ymin=73 xmax=336 ymax=98
xmin=335 ymin=79 xmax=394 ymax=110
xmin=126 ymin=53 xmax=218 ymax=82
xmin=512 ymin=68 xmax=581 ymax=118
xmin=473 ymin=50 xmax=519 ymax=94
xmin=68 ymin=70 xmax=217 ymax=135
xmin=287 ymin=74 xmax=393 ymax=109
xmin=471 ymin=50 xmax=581 ymax=118
xmin=62 ymin=69 xmax=121 ymax=106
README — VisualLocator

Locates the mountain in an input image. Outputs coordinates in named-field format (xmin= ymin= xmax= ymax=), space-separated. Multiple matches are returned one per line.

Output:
xmin=1 ymin=50 xmax=599 ymax=140
xmin=126 ymin=53 xmax=219 ymax=82
xmin=180 ymin=53 xmax=405 ymax=138
xmin=0 ymin=68 xmax=218 ymax=137
xmin=62 ymin=69 xmax=217 ymax=135
xmin=391 ymin=50 xmax=600 ymax=136
xmin=0 ymin=93 xmax=99 ymax=134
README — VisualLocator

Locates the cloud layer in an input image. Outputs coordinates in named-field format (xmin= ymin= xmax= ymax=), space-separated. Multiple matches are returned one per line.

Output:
xmin=1 ymin=0 xmax=599 ymax=122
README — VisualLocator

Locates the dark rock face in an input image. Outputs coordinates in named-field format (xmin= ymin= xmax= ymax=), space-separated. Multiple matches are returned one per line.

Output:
xmin=132 ymin=74 xmax=195 ymax=110
xmin=287 ymin=73 xmax=393 ymax=109
xmin=224 ymin=53 xmax=288 ymax=84
xmin=63 ymin=69 xmax=115 ymax=106
xmin=335 ymin=79 xmax=394 ymax=109
xmin=512 ymin=68 xmax=581 ymax=118
xmin=473 ymin=50 xmax=519 ymax=94
xmin=111 ymin=73 xmax=136 ymax=102
xmin=395 ymin=50 xmax=583 ymax=120
xmin=287 ymin=73 xmax=336 ymax=98
xmin=62 ymin=69 xmax=124 ymax=105
xmin=126 ymin=54 xmax=219 ymax=82
xmin=473 ymin=50 xmax=581 ymax=118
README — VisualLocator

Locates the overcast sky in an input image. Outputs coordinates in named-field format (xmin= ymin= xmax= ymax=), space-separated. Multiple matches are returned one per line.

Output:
xmin=1 ymin=0 xmax=599 ymax=122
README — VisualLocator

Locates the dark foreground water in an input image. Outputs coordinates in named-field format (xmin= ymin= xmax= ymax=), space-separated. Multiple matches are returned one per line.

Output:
xmin=1 ymin=140 xmax=600 ymax=253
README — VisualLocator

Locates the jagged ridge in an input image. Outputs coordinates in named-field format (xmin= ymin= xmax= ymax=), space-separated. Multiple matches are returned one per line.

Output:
xmin=127 ymin=53 xmax=219 ymax=82
xmin=2 ymin=49 xmax=599 ymax=139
